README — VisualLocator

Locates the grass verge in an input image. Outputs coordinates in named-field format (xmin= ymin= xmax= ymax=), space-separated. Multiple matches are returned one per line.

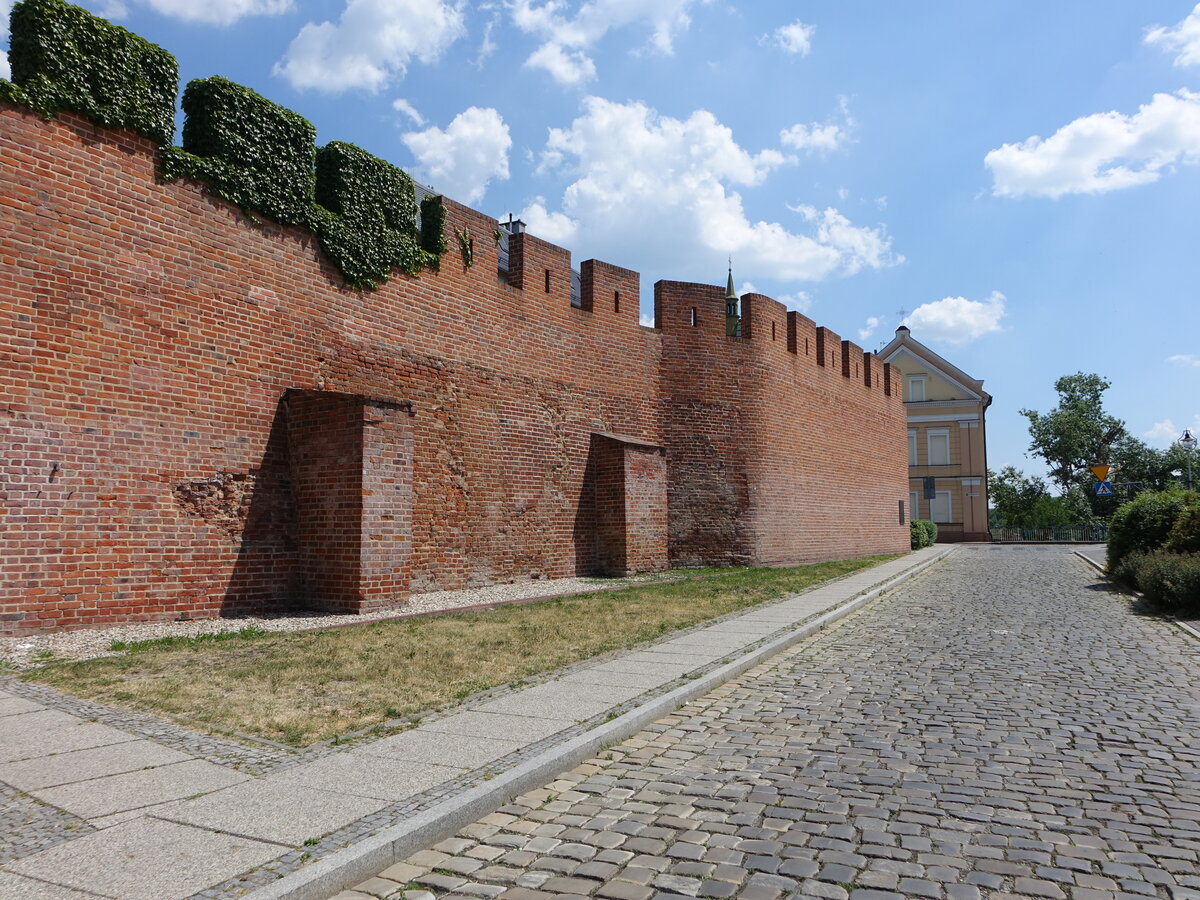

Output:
xmin=23 ymin=557 xmax=894 ymax=747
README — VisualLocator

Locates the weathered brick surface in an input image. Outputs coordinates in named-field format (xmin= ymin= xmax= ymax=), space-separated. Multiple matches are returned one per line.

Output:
xmin=0 ymin=105 xmax=908 ymax=632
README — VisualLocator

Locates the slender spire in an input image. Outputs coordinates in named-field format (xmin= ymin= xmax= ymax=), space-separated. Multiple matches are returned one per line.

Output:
xmin=725 ymin=258 xmax=741 ymax=337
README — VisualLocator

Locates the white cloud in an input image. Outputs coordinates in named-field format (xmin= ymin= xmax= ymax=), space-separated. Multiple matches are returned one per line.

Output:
xmin=1146 ymin=3 xmax=1200 ymax=67
xmin=392 ymin=97 xmax=424 ymax=125
xmin=858 ymin=315 xmax=882 ymax=341
xmin=403 ymin=106 xmax=511 ymax=205
xmin=778 ymin=291 xmax=812 ymax=313
xmin=985 ymin=90 xmax=1200 ymax=198
xmin=1145 ymin=417 xmax=1200 ymax=446
xmin=510 ymin=0 xmax=706 ymax=86
xmin=780 ymin=97 xmax=853 ymax=155
xmin=519 ymin=196 xmax=579 ymax=243
xmin=532 ymin=97 xmax=898 ymax=283
xmin=780 ymin=122 xmax=846 ymax=154
xmin=275 ymin=0 xmax=465 ymax=93
xmin=903 ymin=291 xmax=1005 ymax=344
xmin=770 ymin=20 xmax=814 ymax=56
xmin=1146 ymin=419 xmax=1181 ymax=444
xmin=1170 ymin=353 xmax=1200 ymax=367
xmin=0 ymin=51 xmax=8 ymax=83
xmin=639 ymin=312 xmax=656 ymax=327
xmin=138 ymin=0 xmax=288 ymax=24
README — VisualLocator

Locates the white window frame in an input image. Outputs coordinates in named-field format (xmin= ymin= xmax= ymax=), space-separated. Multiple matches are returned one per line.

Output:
xmin=907 ymin=429 xmax=918 ymax=466
xmin=930 ymin=490 xmax=952 ymax=524
xmin=909 ymin=490 xmax=921 ymax=520
xmin=907 ymin=375 xmax=926 ymax=402
xmin=927 ymin=428 xmax=951 ymax=466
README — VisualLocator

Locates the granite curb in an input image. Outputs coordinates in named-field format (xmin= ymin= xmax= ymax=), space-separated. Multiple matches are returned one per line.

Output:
xmin=245 ymin=545 xmax=957 ymax=900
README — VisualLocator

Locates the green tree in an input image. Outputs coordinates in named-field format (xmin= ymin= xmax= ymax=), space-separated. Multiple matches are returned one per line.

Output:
xmin=988 ymin=466 xmax=1048 ymax=528
xmin=989 ymin=466 xmax=1094 ymax=528
xmin=1020 ymin=373 xmax=1125 ymax=494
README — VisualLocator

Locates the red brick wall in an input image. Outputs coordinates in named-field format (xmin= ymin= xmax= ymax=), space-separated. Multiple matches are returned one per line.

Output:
xmin=657 ymin=285 xmax=910 ymax=569
xmin=592 ymin=433 xmax=668 ymax=576
xmin=0 ymin=104 xmax=908 ymax=633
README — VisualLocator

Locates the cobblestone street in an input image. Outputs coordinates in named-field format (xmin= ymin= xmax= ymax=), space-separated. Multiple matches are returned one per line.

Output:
xmin=350 ymin=546 xmax=1200 ymax=900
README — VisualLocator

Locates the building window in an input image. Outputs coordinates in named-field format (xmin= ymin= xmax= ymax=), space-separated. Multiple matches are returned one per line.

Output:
xmin=930 ymin=490 xmax=952 ymax=523
xmin=927 ymin=429 xmax=950 ymax=466
xmin=908 ymin=429 xmax=917 ymax=465
xmin=907 ymin=375 xmax=926 ymax=402
xmin=910 ymin=491 xmax=920 ymax=520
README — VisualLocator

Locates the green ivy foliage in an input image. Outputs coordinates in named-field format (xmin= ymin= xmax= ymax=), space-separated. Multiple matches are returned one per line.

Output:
xmin=163 ymin=76 xmax=315 ymax=227
xmin=2 ymin=1 xmax=448 ymax=288
xmin=310 ymin=141 xmax=425 ymax=289
xmin=420 ymin=194 xmax=449 ymax=256
xmin=2 ymin=0 xmax=177 ymax=145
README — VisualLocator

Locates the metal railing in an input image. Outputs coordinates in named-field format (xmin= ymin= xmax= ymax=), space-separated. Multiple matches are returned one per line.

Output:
xmin=991 ymin=525 xmax=1108 ymax=543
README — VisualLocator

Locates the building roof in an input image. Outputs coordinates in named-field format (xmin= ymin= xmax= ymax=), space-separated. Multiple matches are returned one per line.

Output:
xmin=878 ymin=326 xmax=992 ymax=407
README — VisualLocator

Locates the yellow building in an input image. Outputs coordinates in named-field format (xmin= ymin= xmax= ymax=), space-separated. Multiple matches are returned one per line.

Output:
xmin=880 ymin=326 xmax=992 ymax=542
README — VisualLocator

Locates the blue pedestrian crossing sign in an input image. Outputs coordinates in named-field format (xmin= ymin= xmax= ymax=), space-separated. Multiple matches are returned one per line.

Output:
xmin=1095 ymin=481 xmax=1114 ymax=497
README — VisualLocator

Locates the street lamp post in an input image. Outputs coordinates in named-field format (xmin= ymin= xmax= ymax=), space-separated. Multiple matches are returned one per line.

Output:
xmin=1180 ymin=428 xmax=1198 ymax=491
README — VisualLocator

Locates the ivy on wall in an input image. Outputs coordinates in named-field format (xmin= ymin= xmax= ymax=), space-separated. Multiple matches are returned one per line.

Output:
xmin=163 ymin=76 xmax=316 ymax=228
xmin=0 ymin=0 xmax=447 ymax=289
xmin=311 ymin=141 xmax=426 ymax=289
xmin=0 ymin=0 xmax=177 ymax=146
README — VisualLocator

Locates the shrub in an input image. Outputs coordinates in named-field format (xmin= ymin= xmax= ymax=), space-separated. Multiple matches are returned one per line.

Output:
xmin=1165 ymin=502 xmax=1200 ymax=555
xmin=2 ymin=0 xmax=177 ymax=145
xmin=1116 ymin=550 xmax=1200 ymax=614
xmin=1107 ymin=489 xmax=1197 ymax=573
xmin=911 ymin=519 xmax=937 ymax=549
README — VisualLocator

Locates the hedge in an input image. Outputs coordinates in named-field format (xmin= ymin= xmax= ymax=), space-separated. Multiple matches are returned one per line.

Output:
xmin=911 ymin=519 xmax=937 ymax=550
xmin=1106 ymin=489 xmax=1196 ymax=573
xmin=1113 ymin=550 xmax=1200 ymax=614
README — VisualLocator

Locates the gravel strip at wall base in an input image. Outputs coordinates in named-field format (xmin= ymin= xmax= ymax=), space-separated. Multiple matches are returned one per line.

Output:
xmin=0 ymin=574 xmax=669 ymax=670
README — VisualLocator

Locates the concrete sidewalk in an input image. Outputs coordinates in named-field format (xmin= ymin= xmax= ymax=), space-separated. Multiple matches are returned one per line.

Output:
xmin=0 ymin=547 xmax=952 ymax=900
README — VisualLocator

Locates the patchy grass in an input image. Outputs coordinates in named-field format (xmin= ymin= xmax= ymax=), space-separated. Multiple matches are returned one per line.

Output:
xmin=23 ymin=557 xmax=893 ymax=747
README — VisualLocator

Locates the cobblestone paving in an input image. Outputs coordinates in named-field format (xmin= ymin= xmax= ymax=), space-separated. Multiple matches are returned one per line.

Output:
xmin=346 ymin=545 xmax=1200 ymax=900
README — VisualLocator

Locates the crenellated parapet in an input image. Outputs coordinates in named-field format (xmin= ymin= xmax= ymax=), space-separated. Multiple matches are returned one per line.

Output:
xmin=0 ymin=0 xmax=910 ymax=633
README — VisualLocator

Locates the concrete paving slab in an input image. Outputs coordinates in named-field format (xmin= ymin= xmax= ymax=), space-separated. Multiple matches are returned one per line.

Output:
xmin=0 ymin=696 xmax=45 ymax=717
xmin=421 ymin=710 xmax=576 ymax=743
xmin=0 ymin=718 xmax=136 ymax=764
xmin=588 ymin=658 xmax=693 ymax=678
xmin=268 ymin=752 xmax=465 ymax=801
xmin=0 ymin=739 xmax=191 ymax=791
xmin=28 ymin=758 xmax=250 ymax=820
xmin=473 ymin=682 xmax=644 ymax=719
xmin=0 ymin=871 xmax=111 ymax=899
xmin=6 ymin=817 xmax=281 ymax=900
xmin=555 ymin=668 xmax=668 ymax=689
xmin=358 ymin=729 xmax=524 ymax=769
xmin=154 ymin=779 xmax=390 ymax=847
xmin=616 ymin=649 xmax=714 ymax=666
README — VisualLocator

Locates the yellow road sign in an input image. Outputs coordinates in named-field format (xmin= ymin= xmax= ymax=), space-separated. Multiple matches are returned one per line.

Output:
xmin=1090 ymin=465 xmax=1110 ymax=481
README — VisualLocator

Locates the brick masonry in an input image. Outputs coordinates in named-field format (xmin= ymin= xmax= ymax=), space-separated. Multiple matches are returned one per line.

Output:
xmin=0 ymin=103 xmax=910 ymax=633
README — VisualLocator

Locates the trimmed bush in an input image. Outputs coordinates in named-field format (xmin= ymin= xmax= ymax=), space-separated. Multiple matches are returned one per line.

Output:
xmin=911 ymin=519 xmax=937 ymax=549
xmin=1106 ymin=489 xmax=1197 ymax=573
xmin=2 ymin=0 xmax=177 ymax=145
xmin=1116 ymin=550 xmax=1200 ymax=614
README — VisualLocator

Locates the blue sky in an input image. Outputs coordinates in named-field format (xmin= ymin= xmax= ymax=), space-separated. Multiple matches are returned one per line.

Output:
xmin=3 ymin=1 xmax=1199 ymax=480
